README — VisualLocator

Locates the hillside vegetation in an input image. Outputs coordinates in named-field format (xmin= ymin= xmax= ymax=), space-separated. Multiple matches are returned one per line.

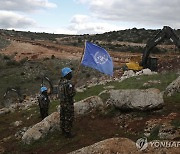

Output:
xmin=1 ymin=28 xmax=180 ymax=53
xmin=0 ymin=72 xmax=179 ymax=153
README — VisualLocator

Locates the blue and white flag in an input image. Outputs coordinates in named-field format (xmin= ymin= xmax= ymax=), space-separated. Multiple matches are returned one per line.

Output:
xmin=81 ymin=41 xmax=113 ymax=76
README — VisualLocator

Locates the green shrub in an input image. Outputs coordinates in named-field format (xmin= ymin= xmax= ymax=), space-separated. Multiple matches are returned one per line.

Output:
xmin=3 ymin=55 xmax=11 ymax=60
xmin=6 ymin=60 xmax=20 ymax=66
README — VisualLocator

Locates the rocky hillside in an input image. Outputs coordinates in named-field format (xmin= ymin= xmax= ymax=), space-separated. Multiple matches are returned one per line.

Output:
xmin=0 ymin=71 xmax=179 ymax=153
xmin=1 ymin=28 xmax=180 ymax=53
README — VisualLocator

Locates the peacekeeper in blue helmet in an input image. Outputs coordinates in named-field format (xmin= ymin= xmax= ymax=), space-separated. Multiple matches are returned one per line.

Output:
xmin=58 ymin=67 xmax=76 ymax=138
xmin=38 ymin=86 xmax=50 ymax=120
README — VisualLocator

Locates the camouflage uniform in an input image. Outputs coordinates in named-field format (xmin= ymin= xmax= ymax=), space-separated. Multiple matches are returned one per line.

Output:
xmin=38 ymin=94 xmax=50 ymax=120
xmin=58 ymin=79 xmax=75 ymax=135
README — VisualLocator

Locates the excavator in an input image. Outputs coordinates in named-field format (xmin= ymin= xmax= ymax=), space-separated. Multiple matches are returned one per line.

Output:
xmin=125 ymin=26 xmax=180 ymax=71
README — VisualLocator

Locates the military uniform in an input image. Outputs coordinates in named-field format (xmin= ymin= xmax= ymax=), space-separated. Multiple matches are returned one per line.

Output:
xmin=58 ymin=79 xmax=75 ymax=136
xmin=38 ymin=93 xmax=50 ymax=120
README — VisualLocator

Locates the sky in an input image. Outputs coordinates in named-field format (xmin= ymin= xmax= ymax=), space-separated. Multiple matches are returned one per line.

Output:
xmin=0 ymin=0 xmax=180 ymax=35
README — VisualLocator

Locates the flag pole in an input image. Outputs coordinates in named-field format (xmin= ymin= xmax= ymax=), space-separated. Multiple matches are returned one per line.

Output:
xmin=73 ymin=40 xmax=86 ymax=85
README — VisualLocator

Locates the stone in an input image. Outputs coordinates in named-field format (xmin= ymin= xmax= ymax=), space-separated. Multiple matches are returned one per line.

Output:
xmin=69 ymin=138 xmax=140 ymax=154
xmin=122 ymin=70 xmax=136 ymax=78
xmin=74 ymin=96 xmax=104 ymax=116
xmin=12 ymin=121 xmax=22 ymax=127
xmin=2 ymin=136 xmax=11 ymax=142
xmin=0 ymin=108 xmax=10 ymax=115
xmin=109 ymin=88 xmax=164 ymax=111
xmin=22 ymin=96 xmax=104 ymax=144
xmin=164 ymin=76 xmax=180 ymax=96
xmin=158 ymin=124 xmax=180 ymax=140
xmin=142 ymin=69 xmax=153 ymax=75
xmin=15 ymin=127 xmax=29 ymax=140
xmin=104 ymin=86 xmax=115 ymax=90
xmin=69 ymin=137 xmax=180 ymax=154
xmin=143 ymin=80 xmax=161 ymax=87
xmin=22 ymin=112 xmax=60 ymax=144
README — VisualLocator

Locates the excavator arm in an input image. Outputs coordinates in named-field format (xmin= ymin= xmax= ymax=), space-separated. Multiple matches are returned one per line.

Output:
xmin=141 ymin=26 xmax=180 ymax=69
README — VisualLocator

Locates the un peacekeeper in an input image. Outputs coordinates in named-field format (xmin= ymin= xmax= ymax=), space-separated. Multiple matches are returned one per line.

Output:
xmin=38 ymin=86 xmax=50 ymax=120
xmin=58 ymin=67 xmax=76 ymax=138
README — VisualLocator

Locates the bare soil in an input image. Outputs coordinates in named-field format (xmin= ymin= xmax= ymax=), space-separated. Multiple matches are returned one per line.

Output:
xmin=1 ymin=40 xmax=179 ymax=73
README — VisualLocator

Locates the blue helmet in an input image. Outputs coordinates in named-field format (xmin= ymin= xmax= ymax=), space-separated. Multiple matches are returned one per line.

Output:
xmin=40 ymin=86 xmax=47 ymax=93
xmin=61 ymin=67 xmax=72 ymax=77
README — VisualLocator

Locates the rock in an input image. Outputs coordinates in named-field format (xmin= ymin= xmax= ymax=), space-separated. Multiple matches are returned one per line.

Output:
xmin=74 ymin=96 xmax=104 ymax=116
xmin=142 ymin=69 xmax=153 ymax=75
xmin=104 ymin=86 xmax=115 ymax=90
xmin=0 ymin=108 xmax=10 ymax=115
xmin=0 ymin=95 xmax=38 ymax=115
xmin=22 ymin=112 xmax=60 ymax=144
xmin=2 ymin=136 xmax=11 ymax=142
xmin=98 ymin=90 xmax=109 ymax=96
xmin=15 ymin=127 xmax=29 ymax=140
xmin=109 ymin=88 xmax=164 ymax=111
xmin=120 ymin=69 xmax=158 ymax=82
xmin=136 ymin=71 xmax=143 ymax=76
xmin=144 ymin=113 xmax=180 ymax=140
xmin=158 ymin=124 xmax=180 ymax=140
xmin=69 ymin=138 xmax=140 ymax=154
xmin=122 ymin=70 xmax=136 ymax=79
xmin=69 ymin=137 xmax=180 ymax=154
xmin=143 ymin=80 xmax=161 ymax=87
xmin=12 ymin=121 xmax=22 ymax=127
xmin=76 ymin=88 xmax=86 ymax=93
xmin=143 ymin=82 xmax=149 ymax=87
xmin=164 ymin=76 xmax=180 ymax=96
xmin=22 ymin=96 xmax=104 ymax=144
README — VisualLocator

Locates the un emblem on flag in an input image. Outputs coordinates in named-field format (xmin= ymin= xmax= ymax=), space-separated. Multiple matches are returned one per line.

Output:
xmin=94 ymin=51 xmax=108 ymax=64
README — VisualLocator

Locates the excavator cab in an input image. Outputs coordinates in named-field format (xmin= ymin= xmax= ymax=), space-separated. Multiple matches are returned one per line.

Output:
xmin=147 ymin=57 xmax=158 ymax=71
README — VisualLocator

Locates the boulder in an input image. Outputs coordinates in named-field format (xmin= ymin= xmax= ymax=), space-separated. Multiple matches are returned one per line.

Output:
xmin=69 ymin=138 xmax=140 ymax=154
xmin=22 ymin=96 xmax=104 ymax=144
xmin=164 ymin=76 xmax=180 ymax=96
xmin=74 ymin=96 xmax=104 ymax=115
xmin=109 ymin=88 xmax=164 ymax=111
xmin=69 ymin=137 xmax=180 ymax=154
xmin=22 ymin=112 xmax=59 ymax=144
xmin=142 ymin=69 xmax=153 ymax=75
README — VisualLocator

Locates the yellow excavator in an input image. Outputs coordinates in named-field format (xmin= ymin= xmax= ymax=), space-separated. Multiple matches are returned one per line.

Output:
xmin=125 ymin=26 xmax=180 ymax=71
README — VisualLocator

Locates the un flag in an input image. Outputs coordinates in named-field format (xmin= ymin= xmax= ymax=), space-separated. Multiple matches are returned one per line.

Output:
xmin=81 ymin=41 xmax=113 ymax=76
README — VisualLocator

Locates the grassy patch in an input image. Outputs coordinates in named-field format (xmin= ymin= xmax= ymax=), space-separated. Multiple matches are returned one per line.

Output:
xmin=75 ymin=72 xmax=178 ymax=102
xmin=171 ymin=120 xmax=180 ymax=129
xmin=49 ymin=100 xmax=59 ymax=113
xmin=148 ymin=125 xmax=161 ymax=141
xmin=164 ymin=93 xmax=180 ymax=104
xmin=99 ymin=92 xmax=110 ymax=103
xmin=75 ymin=85 xmax=104 ymax=102
xmin=110 ymin=72 xmax=178 ymax=91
